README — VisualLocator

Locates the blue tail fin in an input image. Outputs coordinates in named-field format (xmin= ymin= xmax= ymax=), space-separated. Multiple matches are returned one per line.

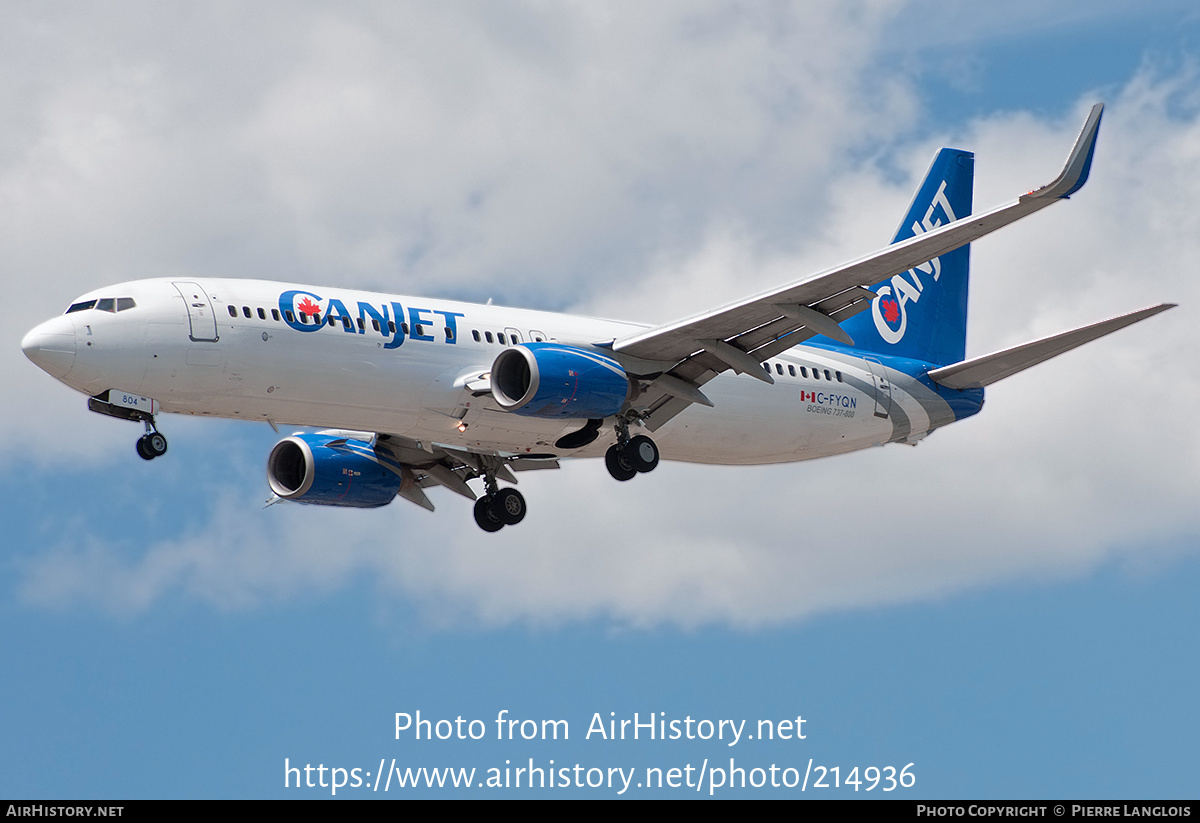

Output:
xmin=837 ymin=148 xmax=974 ymax=366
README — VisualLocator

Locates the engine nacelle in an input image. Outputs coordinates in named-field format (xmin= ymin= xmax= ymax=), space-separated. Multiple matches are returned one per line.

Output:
xmin=267 ymin=433 xmax=413 ymax=508
xmin=491 ymin=342 xmax=632 ymax=418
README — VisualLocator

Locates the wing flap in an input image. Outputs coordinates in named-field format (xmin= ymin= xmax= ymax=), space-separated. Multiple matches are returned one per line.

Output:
xmin=372 ymin=433 xmax=560 ymax=502
xmin=398 ymin=484 xmax=436 ymax=511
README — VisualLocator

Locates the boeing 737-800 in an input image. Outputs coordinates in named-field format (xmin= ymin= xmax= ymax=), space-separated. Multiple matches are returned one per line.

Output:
xmin=21 ymin=105 xmax=1174 ymax=531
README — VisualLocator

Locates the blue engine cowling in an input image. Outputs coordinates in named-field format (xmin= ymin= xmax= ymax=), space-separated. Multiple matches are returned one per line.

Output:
xmin=266 ymin=433 xmax=412 ymax=508
xmin=491 ymin=342 xmax=632 ymax=418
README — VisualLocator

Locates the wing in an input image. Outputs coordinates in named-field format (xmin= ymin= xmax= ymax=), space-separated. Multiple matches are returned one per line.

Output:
xmin=373 ymin=432 xmax=559 ymax=511
xmin=609 ymin=104 xmax=1105 ymax=431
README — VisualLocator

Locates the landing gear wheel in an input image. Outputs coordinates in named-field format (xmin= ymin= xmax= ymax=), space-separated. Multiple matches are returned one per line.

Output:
xmin=605 ymin=444 xmax=637 ymax=481
xmin=627 ymin=435 xmax=659 ymax=473
xmin=492 ymin=488 xmax=526 ymax=525
xmin=136 ymin=436 xmax=154 ymax=461
xmin=474 ymin=495 xmax=505 ymax=532
xmin=146 ymin=432 xmax=168 ymax=457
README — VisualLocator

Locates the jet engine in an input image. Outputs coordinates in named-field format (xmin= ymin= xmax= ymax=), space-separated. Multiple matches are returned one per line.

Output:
xmin=491 ymin=342 xmax=632 ymax=418
xmin=267 ymin=433 xmax=414 ymax=508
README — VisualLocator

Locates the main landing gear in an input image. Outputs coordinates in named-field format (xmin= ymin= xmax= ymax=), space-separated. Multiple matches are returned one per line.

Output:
xmin=135 ymin=419 xmax=168 ymax=461
xmin=473 ymin=488 xmax=527 ymax=532
xmin=472 ymin=464 xmax=527 ymax=532
xmin=605 ymin=418 xmax=659 ymax=482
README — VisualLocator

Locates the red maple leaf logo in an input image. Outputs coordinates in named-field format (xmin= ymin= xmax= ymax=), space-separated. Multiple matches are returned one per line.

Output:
xmin=881 ymin=297 xmax=900 ymax=324
xmin=296 ymin=297 xmax=321 ymax=319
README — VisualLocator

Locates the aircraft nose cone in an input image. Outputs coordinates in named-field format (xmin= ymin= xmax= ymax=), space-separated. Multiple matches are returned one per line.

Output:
xmin=21 ymin=319 xmax=76 ymax=379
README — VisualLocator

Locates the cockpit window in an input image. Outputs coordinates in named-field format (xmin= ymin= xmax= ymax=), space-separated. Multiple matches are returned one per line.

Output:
xmin=65 ymin=296 xmax=136 ymax=314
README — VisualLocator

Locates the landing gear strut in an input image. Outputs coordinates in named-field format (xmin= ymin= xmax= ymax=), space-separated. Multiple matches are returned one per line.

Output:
xmin=135 ymin=418 xmax=168 ymax=461
xmin=472 ymin=462 xmax=527 ymax=532
xmin=605 ymin=417 xmax=659 ymax=481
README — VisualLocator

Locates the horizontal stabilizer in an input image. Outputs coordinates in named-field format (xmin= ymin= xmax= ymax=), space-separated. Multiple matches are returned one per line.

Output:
xmin=927 ymin=304 xmax=1175 ymax=390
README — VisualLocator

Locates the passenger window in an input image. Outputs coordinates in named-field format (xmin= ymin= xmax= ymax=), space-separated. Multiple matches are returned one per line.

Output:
xmin=413 ymin=324 xmax=423 ymax=337
xmin=272 ymin=309 xmax=281 ymax=321
xmin=824 ymin=369 xmax=832 ymax=381
xmin=775 ymin=363 xmax=783 ymax=375
xmin=257 ymin=307 xmax=266 ymax=320
xmin=388 ymin=321 xmax=396 ymax=334
xmin=836 ymin=371 xmax=842 ymax=382
xmin=242 ymin=306 xmax=251 ymax=318
xmin=228 ymin=305 xmax=238 ymax=317
xmin=498 ymin=333 xmax=507 ymax=345
xmin=285 ymin=310 xmax=295 ymax=323
xmin=372 ymin=318 xmax=380 ymax=332
xmin=788 ymin=365 xmax=796 ymax=377
xmin=357 ymin=318 xmax=365 ymax=331
xmin=472 ymin=330 xmax=481 ymax=342
xmin=444 ymin=327 xmax=454 ymax=340
xmin=343 ymin=317 xmax=352 ymax=330
xmin=801 ymin=367 xmax=808 ymax=378
xmin=117 ymin=297 xmax=136 ymax=311
xmin=485 ymin=331 xmax=494 ymax=343
xmin=299 ymin=312 xmax=308 ymax=323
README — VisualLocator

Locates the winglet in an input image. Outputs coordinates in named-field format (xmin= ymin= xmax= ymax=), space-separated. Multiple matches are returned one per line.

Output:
xmin=1025 ymin=103 xmax=1103 ymax=201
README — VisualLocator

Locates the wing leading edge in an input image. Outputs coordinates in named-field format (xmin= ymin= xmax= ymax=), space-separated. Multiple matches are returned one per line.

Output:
xmin=611 ymin=104 xmax=1106 ymax=430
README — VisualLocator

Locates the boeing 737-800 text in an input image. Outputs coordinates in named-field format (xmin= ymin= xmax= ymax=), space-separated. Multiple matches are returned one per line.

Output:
xmin=21 ymin=105 xmax=1175 ymax=531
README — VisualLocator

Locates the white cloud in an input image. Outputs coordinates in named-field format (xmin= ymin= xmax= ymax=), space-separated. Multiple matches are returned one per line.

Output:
xmin=8 ymin=3 xmax=1199 ymax=627
xmin=6 ymin=1 xmax=914 ymax=460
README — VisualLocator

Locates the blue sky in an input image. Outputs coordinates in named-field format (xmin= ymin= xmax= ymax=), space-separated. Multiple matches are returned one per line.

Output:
xmin=4 ymin=1 xmax=1199 ymax=798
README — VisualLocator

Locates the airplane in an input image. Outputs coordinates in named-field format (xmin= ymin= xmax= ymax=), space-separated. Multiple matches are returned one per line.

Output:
xmin=20 ymin=104 xmax=1175 ymax=532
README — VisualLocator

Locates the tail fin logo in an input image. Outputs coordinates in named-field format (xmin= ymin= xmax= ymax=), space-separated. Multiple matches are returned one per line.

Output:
xmin=871 ymin=179 xmax=958 ymax=345
xmin=872 ymin=281 xmax=913 ymax=343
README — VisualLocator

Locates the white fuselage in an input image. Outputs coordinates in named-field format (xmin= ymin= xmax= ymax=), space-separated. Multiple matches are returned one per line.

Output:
xmin=23 ymin=278 xmax=961 ymax=464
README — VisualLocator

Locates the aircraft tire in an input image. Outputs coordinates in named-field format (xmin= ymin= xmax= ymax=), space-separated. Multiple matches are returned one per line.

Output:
xmin=493 ymin=488 xmax=526 ymax=525
xmin=474 ymin=496 xmax=505 ymax=532
xmin=136 ymin=436 xmax=155 ymax=461
xmin=605 ymin=444 xmax=637 ymax=481
xmin=627 ymin=435 xmax=659 ymax=473
xmin=147 ymin=432 xmax=168 ymax=457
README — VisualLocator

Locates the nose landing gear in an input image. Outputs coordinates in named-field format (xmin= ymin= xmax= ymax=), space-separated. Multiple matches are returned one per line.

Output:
xmin=85 ymin=391 xmax=168 ymax=461
xmin=135 ymin=420 xmax=168 ymax=461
